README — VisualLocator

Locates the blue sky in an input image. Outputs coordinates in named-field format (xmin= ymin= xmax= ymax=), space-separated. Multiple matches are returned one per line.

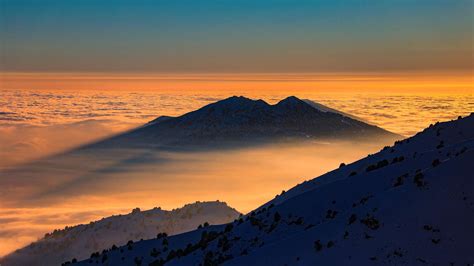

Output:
xmin=1 ymin=0 xmax=472 ymax=72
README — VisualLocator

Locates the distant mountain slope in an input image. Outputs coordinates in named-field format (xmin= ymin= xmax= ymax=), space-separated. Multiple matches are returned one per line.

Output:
xmin=92 ymin=96 xmax=399 ymax=149
xmin=73 ymin=114 xmax=473 ymax=265
xmin=302 ymin=99 xmax=369 ymax=123
xmin=1 ymin=201 xmax=240 ymax=266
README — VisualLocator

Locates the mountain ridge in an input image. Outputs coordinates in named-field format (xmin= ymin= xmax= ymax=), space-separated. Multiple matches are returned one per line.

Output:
xmin=92 ymin=96 xmax=400 ymax=149
xmin=71 ymin=114 xmax=473 ymax=265
xmin=1 ymin=201 xmax=240 ymax=266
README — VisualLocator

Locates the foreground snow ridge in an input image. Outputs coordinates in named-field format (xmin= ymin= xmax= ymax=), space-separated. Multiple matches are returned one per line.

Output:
xmin=73 ymin=114 xmax=473 ymax=266
xmin=2 ymin=201 xmax=240 ymax=266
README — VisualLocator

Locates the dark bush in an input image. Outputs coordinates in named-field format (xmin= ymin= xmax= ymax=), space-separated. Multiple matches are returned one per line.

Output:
xmin=392 ymin=156 xmax=404 ymax=164
xmin=166 ymin=250 xmax=176 ymax=260
xmin=101 ymin=254 xmax=108 ymax=263
xmin=326 ymin=210 xmax=338 ymax=219
xmin=327 ymin=241 xmax=334 ymax=248
xmin=423 ymin=225 xmax=433 ymax=231
xmin=348 ymin=214 xmax=357 ymax=225
xmin=360 ymin=215 xmax=380 ymax=230
xmin=134 ymin=256 xmax=142 ymax=266
xmin=156 ymin=232 xmax=167 ymax=239
xmin=224 ymin=224 xmax=234 ymax=232
xmin=413 ymin=172 xmax=425 ymax=187
xmin=393 ymin=173 xmax=407 ymax=187
xmin=274 ymin=212 xmax=281 ymax=222
xmin=436 ymin=141 xmax=444 ymax=149
xmin=150 ymin=248 xmax=160 ymax=257
xmin=366 ymin=159 xmax=389 ymax=172
xmin=290 ymin=216 xmax=304 ymax=225
xmin=314 ymin=240 xmax=323 ymax=251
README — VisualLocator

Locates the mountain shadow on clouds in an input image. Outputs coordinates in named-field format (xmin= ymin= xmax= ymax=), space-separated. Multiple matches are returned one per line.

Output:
xmin=0 ymin=96 xmax=401 ymax=207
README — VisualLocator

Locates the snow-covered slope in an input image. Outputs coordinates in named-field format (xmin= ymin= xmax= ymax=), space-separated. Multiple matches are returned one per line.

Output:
xmin=91 ymin=96 xmax=399 ymax=149
xmin=74 ymin=114 xmax=473 ymax=265
xmin=1 ymin=201 xmax=240 ymax=266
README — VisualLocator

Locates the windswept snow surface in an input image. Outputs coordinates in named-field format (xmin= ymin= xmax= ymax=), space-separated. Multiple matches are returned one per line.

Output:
xmin=1 ymin=201 xmax=240 ymax=266
xmin=75 ymin=114 xmax=473 ymax=265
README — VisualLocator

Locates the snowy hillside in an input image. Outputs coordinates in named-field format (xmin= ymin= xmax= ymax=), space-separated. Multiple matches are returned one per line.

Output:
xmin=92 ymin=96 xmax=399 ymax=149
xmin=1 ymin=201 xmax=240 ymax=266
xmin=73 ymin=114 xmax=473 ymax=265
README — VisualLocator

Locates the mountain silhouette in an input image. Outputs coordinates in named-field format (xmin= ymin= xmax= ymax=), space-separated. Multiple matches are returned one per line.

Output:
xmin=91 ymin=96 xmax=400 ymax=149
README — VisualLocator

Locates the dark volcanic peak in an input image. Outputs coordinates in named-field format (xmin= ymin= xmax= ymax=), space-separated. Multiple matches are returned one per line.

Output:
xmin=195 ymin=96 xmax=270 ymax=114
xmin=275 ymin=96 xmax=318 ymax=113
xmin=276 ymin=95 xmax=306 ymax=106
xmin=196 ymin=96 xmax=309 ymax=115
xmin=94 ymin=96 xmax=400 ymax=148
xmin=215 ymin=95 xmax=267 ymax=106
xmin=204 ymin=95 xmax=307 ymax=110
xmin=190 ymin=95 xmax=315 ymax=118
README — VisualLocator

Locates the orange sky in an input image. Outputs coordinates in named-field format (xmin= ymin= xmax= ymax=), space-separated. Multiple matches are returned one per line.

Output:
xmin=1 ymin=72 xmax=472 ymax=94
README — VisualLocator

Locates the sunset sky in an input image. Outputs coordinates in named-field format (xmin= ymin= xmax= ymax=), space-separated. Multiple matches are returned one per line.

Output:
xmin=1 ymin=0 xmax=472 ymax=73
xmin=0 ymin=0 xmax=473 ymax=258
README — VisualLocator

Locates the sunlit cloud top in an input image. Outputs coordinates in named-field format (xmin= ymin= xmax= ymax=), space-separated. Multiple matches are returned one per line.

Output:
xmin=1 ymin=0 xmax=472 ymax=73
